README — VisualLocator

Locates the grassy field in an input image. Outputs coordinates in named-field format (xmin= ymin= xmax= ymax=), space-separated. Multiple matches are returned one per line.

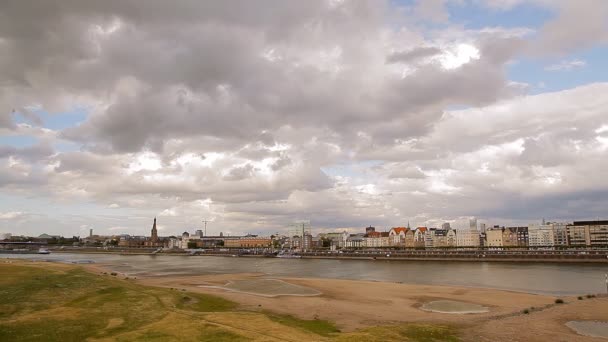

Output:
xmin=0 ymin=261 xmax=461 ymax=341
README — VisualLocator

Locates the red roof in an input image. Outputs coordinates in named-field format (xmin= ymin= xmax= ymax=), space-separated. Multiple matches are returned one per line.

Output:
xmin=416 ymin=227 xmax=428 ymax=232
xmin=391 ymin=227 xmax=408 ymax=234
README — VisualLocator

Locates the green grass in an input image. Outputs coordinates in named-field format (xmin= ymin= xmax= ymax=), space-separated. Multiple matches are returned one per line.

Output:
xmin=175 ymin=292 xmax=237 ymax=312
xmin=333 ymin=324 xmax=460 ymax=342
xmin=198 ymin=325 xmax=249 ymax=342
xmin=266 ymin=312 xmax=340 ymax=337
xmin=399 ymin=325 xmax=460 ymax=342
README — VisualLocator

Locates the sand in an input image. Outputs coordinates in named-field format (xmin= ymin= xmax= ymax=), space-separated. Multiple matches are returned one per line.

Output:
xmin=134 ymin=272 xmax=551 ymax=330
xmin=81 ymin=263 xmax=608 ymax=341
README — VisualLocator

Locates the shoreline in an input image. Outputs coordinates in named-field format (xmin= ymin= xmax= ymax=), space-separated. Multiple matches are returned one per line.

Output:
xmin=37 ymin=249 xmax=608 ymax=263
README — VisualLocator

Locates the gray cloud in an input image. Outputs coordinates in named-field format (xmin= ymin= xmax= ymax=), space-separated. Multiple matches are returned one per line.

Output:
xmin=386 ymin=46 xmax=442 ymax=64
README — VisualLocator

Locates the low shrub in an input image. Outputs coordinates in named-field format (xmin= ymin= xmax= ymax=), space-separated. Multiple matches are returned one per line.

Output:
xmin=578 ymin=296 xmax=583 ymax=300
xmin=522 ymin=309 xmax=529 ymax=314
xmin=555 ymin=298 xmax=564 ymax=304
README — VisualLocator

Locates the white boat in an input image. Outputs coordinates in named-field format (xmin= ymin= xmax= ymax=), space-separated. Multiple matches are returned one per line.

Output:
xmin=37 ymin=248 xmax=50 ymax=254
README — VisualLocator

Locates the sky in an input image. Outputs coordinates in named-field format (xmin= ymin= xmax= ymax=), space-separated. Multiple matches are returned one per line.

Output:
xmin=1 ymin=0 xmax=608 ymax=237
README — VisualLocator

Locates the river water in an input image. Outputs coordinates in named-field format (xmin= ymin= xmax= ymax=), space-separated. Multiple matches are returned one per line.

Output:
xmin=4 ymin=253 xmax=608 ymax=296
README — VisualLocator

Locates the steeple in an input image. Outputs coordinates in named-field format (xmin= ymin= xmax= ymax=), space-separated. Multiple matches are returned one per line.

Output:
xmin=151 ymin=217 xmax=158 ymax=242
xmin=407 ymin=221 xmax=411 ymax=229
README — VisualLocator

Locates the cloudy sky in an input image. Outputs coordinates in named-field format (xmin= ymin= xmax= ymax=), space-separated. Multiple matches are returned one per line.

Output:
xmin=1 ymin=0 xmax=608 ymax=237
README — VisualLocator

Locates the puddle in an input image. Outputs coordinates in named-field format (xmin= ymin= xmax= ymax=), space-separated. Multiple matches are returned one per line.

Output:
xmin=420 ymin=300 xmax=489 ymax=314
xmin=566 ymin=321 xmax=608 ymax=339
xmin=200 ymin=279 xmax=321 ymax=297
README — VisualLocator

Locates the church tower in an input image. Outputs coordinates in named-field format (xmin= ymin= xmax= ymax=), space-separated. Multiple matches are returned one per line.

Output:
xmin=151 ymin=217 xmax=158 ymax=242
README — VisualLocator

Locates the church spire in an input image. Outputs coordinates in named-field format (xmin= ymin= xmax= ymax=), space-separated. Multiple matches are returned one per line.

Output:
xmin=151 ymin=217 xmax=158 ymax=242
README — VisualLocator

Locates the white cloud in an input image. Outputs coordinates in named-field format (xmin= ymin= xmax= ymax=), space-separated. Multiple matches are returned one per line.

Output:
xmin=544 ymin=59 xmax=587 ymax=71
xmin=0 ymin=211 xmax=25 ymax=220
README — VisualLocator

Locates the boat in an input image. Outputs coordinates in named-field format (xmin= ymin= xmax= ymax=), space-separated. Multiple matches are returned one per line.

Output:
xmin=37 ymin=248 xmax=50 ymax=254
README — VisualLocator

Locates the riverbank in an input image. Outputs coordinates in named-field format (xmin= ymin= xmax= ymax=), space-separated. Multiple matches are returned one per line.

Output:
xmin=104 ymin=263 xmax=608 ymax=341
xmin=44 ymin=248 xmax=608 ymax=263
xmin=3 ymin=259 xmax=608 ymax=341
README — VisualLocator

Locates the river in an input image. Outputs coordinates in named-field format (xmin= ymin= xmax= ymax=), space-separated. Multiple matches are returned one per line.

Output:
xmin=4 ymin=253 xmax=608 ymax=296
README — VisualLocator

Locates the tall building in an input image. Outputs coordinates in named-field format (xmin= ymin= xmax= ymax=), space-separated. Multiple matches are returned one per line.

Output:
xmin=469 ymin=218 xmax=477 ymax=230
xmin=442 ymin=222 xmax=451 ymax=230
xmin=479 ymin=223 xmax=486 ymax=233
xmin=151 ymin=217 xmax=158 ymax=243
xmin=89 ymin=229 xmax=93 ymax=237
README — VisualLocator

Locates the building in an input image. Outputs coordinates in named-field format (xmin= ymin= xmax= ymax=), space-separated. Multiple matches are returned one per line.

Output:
xmin=424 ymin=229 xmax=456 ymax=248
xmin=528 ymin=224 xmax=555 ymax=247
xmin=503 ymin=227 xmax=528 ymax=247
xmin=323 ymin=231 xmax=349 ymax=249
xmin=388 ymin=227 xmax=408 ymax=246
xmin=485 ymin=227 xmax=504 ymax=247
xmin=469 ymin=218 xmax=477 ymax=230
xmin=551 ymin=223 xmax=568 ymax=246
xmin=224 ymin=235 xmax=272 ymax=248
xmin=364 ymin=232 xmax=390 ymax=248
xmin=456 ymin=229 xmax=480 ymax=247
xmin=567 ymin=220 xmax=608 ymax=247
xmin=346 ymin=235 xmax=364 ymax=248
xmin=404 ymin=229 xmax=416 ymax=248
xmin=413 ymin=227 xmax=427 ymax=247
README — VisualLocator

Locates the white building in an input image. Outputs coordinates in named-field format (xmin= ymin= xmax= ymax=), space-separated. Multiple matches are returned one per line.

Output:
xmin=528 ymin=224 xmax=555 ymax=247
xmin=388 ymin=227 xmax=407 ymax=246
xmin=346 ymin=235 xmax=364 ymax=248
xmin=168 ymin=237 xmax=182 ymax=249
xmin=364 ymin=235 xmax=390 ymax=248
xmin=456 ymin=229 xmax=480 ymax=247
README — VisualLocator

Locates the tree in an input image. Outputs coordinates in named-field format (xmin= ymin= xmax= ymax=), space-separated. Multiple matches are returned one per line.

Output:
xmin=321 ymin=238 xmax=331 ymax=248
xmin=187 ymin=241 xmax=197 ymax=249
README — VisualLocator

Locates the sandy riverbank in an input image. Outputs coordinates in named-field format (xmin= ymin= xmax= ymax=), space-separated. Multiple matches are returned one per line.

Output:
xmin=133 ymin=272 xmax=608 ymax=341
xmin=124 ymin=270 xmax=550 ymax=330
xmin=8 ymin=259 xmax=608 ymax=341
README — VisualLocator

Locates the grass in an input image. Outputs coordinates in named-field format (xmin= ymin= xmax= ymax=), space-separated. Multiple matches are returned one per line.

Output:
xmin=0 ymin=261 xmax=463 ymax=341
xmin=175 ymin=292 xmax=237 ymax=312
xmin=334 ymin=324 xmax=460 ymax=342
xmin=266 ymin=312 xmax=340 ymax=337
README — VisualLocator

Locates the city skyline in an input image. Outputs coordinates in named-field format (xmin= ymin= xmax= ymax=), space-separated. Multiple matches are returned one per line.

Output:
xmin=2 ymin=1 xmax=608 ymax=237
